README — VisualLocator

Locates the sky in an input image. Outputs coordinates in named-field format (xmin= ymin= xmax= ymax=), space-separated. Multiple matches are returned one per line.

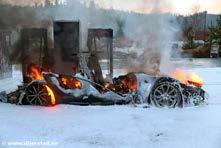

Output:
xmin=1 ymin=0 xmax=221 ymax=14
xmin=92 ymin=0 xmax=221 ymax=14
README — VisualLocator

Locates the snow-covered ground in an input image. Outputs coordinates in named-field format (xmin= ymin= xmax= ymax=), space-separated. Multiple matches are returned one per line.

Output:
xmin=0 ymin=66 xmax=23 ymax=94
xmin=0 ymin=65 xmax=221 ymax=148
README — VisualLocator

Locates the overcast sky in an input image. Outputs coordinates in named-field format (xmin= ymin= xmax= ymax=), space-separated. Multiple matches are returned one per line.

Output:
xmin=93 ymin=0 xmax=221 ymax=14
xmin=1 ymin=0 xmax=221 ymax=14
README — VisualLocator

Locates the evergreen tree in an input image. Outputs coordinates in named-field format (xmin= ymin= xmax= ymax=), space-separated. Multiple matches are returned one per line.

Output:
xmin=208 ymin=15 xmax=221 ymax=48
xmin=55 ymin=0 xmax=59 ymax=5
xmin=182 ymin=26 xmax=198 ymax=49
xmin=45 ymin=0 xmax=52 ymax=7
xmin=115 ymin=17 xmax=125 ymax=38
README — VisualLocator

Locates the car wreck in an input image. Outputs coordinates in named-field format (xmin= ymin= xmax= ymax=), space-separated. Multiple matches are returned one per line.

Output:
xmin=1 ymin=64 xmax=206 ymax=108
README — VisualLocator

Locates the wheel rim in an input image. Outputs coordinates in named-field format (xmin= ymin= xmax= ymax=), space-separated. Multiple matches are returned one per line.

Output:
xmin=26 ymin=82 xmax=50 ymax=106
xmin=151 ymin=82 xmax=181 ymax=108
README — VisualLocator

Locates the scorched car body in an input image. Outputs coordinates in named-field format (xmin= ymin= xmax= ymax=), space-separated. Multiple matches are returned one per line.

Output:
xmin=15 ymin=71 xmax=207 ymax=108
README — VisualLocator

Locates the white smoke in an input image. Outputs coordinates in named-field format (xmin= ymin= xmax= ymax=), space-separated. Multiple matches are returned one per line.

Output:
xmin=124 ymin=0 xmax=180 ymax=75
xmin=1 ymin=0 xmax=180 ymax=75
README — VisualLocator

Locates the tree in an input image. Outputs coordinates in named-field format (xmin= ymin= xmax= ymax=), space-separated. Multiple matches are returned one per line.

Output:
xmin=45 ymin=0 xmax=52 ymax=7
xmin=182 ymin=26 xmax=198 ymax=49
xmin=55 ymin=0 xmax=59 ymax=5
xmin=191 ymin=4 xmax=201 ymax=32
xmin=208 ymin=15 xmax=221 ymax=47
xmin=115 ymin=17 xmax=125 ymax=38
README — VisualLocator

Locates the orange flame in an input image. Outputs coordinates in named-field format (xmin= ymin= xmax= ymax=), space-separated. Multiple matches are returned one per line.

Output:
xmin=104 ymin=82 xmax=116 ymax=91
xmin=121 ymin=73 xmax=138 ymax=91
xmin=187 ymin=72 xmax=204 ymax=88
xmin=45 ymin=85 xmax=56 ymax=105
xmin=61 ymin=77 xmax=82 ymax=89
xmin=29 ymin=66 xmax=44 ymax=80
xmin=61 ymin=78 xmax=68 ymax=85
xmin=110 ymin=73 xmax=138 ymax=94
xmin=173 ymin=69 xmax=188 ymax=84
xmin=28 ymin=65 xmax=56 ymax=106
xmin=173 ymin=69 xmax=203 ymax=87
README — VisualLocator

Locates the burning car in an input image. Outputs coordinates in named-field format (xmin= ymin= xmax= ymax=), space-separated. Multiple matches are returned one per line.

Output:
xmin=1 ymin=26 xmax=207 ymax=108
xmin=5 ymin=65 xmax=206 ymax=108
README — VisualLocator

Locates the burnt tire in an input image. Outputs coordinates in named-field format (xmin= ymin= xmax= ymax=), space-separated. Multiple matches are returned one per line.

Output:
xmin=25 ymin=81 xmax=52 ymax=106
xmin=150 ymin=82 xmax=183 ymax=108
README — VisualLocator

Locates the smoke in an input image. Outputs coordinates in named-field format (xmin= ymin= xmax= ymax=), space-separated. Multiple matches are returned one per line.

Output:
xmin=0 ymin=0 xmax=181 ymax=76
xmin=0 ymin=0 xmax=52 ymax=28
xmin=125 ymin=0 xmax=180 ymax=75
xmin=0 ymin=1 xmax=54 ymax=64
xmin=50 ymin=0 xmax=118 ymax=49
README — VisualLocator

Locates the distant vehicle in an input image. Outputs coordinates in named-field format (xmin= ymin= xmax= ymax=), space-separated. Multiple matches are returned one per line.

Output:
xmin=210 ymin=43 xmax=219 ymax=58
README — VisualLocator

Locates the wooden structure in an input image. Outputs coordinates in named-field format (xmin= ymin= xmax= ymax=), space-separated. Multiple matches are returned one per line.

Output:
xmin=87 ymin=28 xmax=113 ymax=77
xmin=0 ymin=30 xmax=12 ymax=79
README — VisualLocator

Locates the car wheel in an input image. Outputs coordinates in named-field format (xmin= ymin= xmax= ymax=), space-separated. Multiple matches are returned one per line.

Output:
xmin=150 ymin=82 xmax=183 ymax=108
xmin=26 ymin=81 xmax=52 ymax=106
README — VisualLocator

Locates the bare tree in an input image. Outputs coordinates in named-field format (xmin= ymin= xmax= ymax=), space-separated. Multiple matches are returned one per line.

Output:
xmin=191 ymin=3 xmax=203 ymax=31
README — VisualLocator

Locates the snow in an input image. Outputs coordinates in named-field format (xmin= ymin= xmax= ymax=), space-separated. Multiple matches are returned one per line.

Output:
xmin=1 ymin=65 xmax=221 ymax=148
xmin=0 ymin=65 xmax=22 ymax=94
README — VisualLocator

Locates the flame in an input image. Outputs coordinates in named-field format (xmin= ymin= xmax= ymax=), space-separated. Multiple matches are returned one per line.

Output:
xmin=29 ymin=66 xmax=44 ymax=80
xmin=121 ymin=73 xmax=138 ymax=91
xmin=187 ymin=72 xmax=204 ymax=88
xmin=104 ymin=82 xmax=116 ymax=91
xmin=173 ymin=69 xmax=203 ymax=87
xmin=75 ymin=80 xmax=82 ymax=89
xmin=28 ymin=65 xmax=56 ymax=106
xmin=45 ymin=85 xmax=56 ymax=105
xmin=104 ymin=83 xmax=111 ymax=88
xmin=61 ymin=78 xmax=68 ymax=85
xmin=61 ymin=77 xmax=82 ymax=89
xmin=109 ymin=73 xmax=138 ymax=94
xmin=173 ymin=69 xmax=188 ymax=84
